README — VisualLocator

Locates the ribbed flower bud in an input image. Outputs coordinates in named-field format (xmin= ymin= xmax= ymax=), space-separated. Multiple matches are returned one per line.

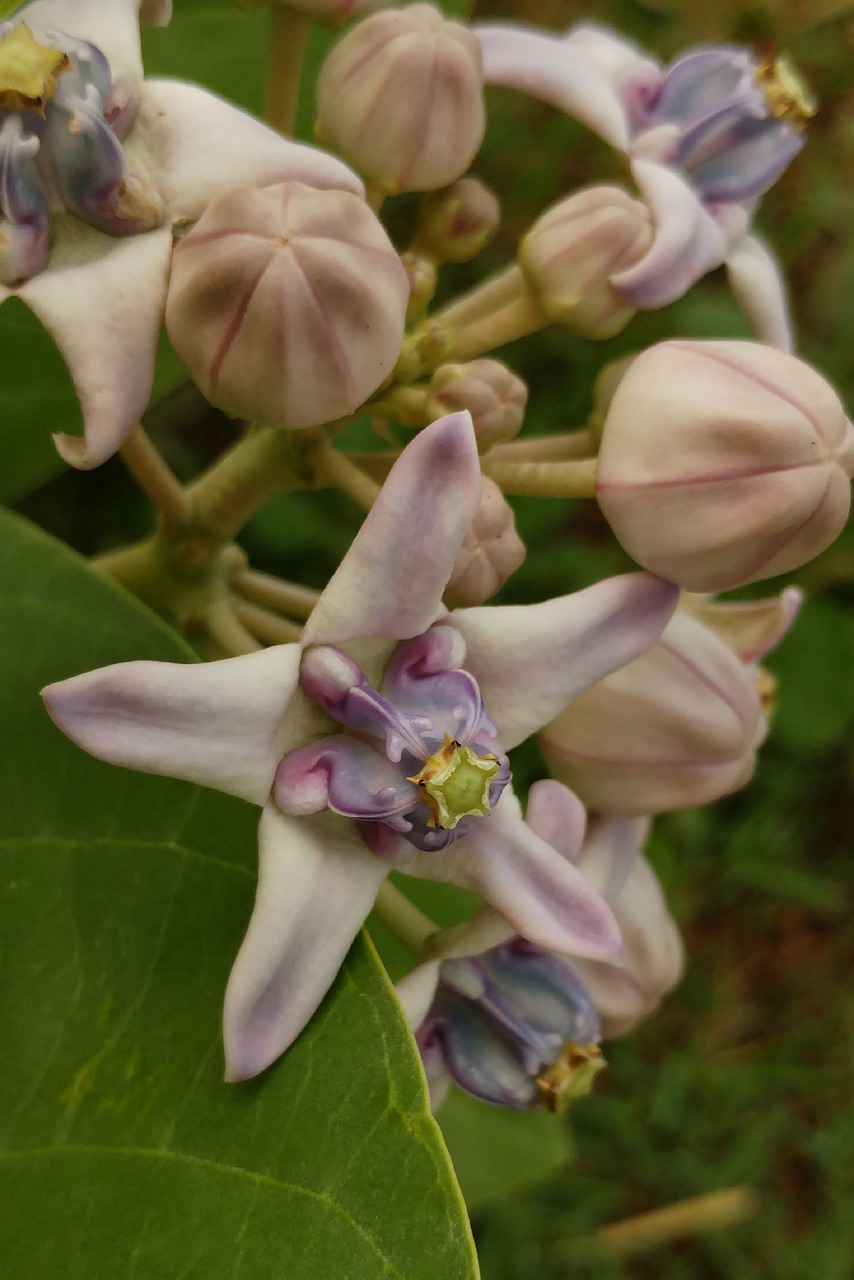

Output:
xmin=235 ymin=0 xmax=387 ymax=27
xmin=426 ymin=359 xmax=527 ymax=449
xmin=415 ymin=177 xmax=500 ymax=263
xmin=596 ymin=341 xmax=854 ymax=591
xmin=444 ymin=477 xmax=525 ymax=607
xmin=539 ymin=610 xmax=765 ymax=815
xmin=315 ymin=3 xmax=485 ymax=194
xmin=165 ymin=182 xmax=409 ymax=428
xmin=519 ymin=186 xmax=654 ymax=338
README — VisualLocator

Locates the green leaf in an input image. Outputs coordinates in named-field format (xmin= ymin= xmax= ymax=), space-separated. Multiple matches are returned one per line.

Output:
xmin=0 ymin=508 xmax=478 ymax=1279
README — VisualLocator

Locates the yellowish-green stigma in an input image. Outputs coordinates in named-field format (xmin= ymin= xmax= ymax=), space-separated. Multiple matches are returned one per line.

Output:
xmin=408 ymin=733 xmax=500 ymax=830
xmin=0 ymin=24 xmax=69 ymax=112
xmin=535 ymin=1042 xmax=606 ymax=1114
xmin=755 ymin=54 xmax=817 ymax=129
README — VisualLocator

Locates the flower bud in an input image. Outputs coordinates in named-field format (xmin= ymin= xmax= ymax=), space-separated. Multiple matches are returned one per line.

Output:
xmin=400 ymin=251 xmax=438 ymax=321
xmin=415 ymin=177 xmax=500 ymax=263
xmin=539 ymin=610 xmax=765 ymax=815
xmin=596 ymin=341 xmax=854 ymax=592
xmin=519 ymin=186 xmax=654 ymax=338
xmin=444 ymin=477 xmax=525 ymax=607
xmin=681 ymin=587 xmax=803 ymax=663
xmin=165 ymin=182 xmax=409 ymax=428
xmin=315 ymin=3 xmax=485 ymax=194
xmin=235 ymin=0 xmax=387 ymax=28
xmin=426 ymin=359 xmax=527 ymax=449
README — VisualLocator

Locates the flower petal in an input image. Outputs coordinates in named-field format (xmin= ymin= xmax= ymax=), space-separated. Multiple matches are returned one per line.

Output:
xmin=140 ymin=79 xmax=364 ymax=222
xmin=681 ymin=586 xmax=803 ymax=662
xmin=20 ymin=0 xmax=152 ymax=87
xmin=395 ymin=958 xmax=442 ymax=1030
xmin=10 ymin=219 xmax=172 ymax=469
xmin=404 ymin=789 xmax=621 ymax=961
xmin=42 ymin=644 xmax=301 ymax=805
xmin=524 ymin=779 xmax=587 ymax=864
xmin=612 ymin=160 xmax=729 ymax=309
xmin=575 ymin=815 xmax=650 ymax=904
xmin=452 ymin=573 xmax=679 ymax=750
xmin=303 ymin=412 xmax=482 ymax=647
xmin=475 ymin=22 xmax=650 ymax=151
xmin=223 ymin=807 xmax=388 ymax=1081
xmin=274 ymin=735 xmax=419 ymax=821
xmin=725 ymin=232 xmax=793 ymax=351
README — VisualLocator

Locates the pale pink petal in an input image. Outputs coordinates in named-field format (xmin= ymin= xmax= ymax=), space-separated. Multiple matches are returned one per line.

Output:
xmin=523 ymin=779 xmax=587 ymax=864
xmin=394 ymin=958 xmax=442 ymax=1030
xmin=13 ymin=219 xmax=172 ymax=469
xmin=452 ymin=573 xmax=679 ymax=750
xmin=141 ymin=80 xmax=364 ymax=223
xmin=223 ymin=807 xmax=387 ymax=1081
xmin=475 ymin=23 xmax=642 ymax=150
xmin=304 ymin=412 xmax=482 ymax=647
xmin=403 ymin=789 xmax=621 ymax=961
xmin=575 ymin=815 xmax=650 ymax=904
xmin=681 ymin=586 xmax=803 ymax=662
xmin=725 ymin=233 xmax=793 ymax=352
xmin=612 ymin=160 xmax=729 ymax=308
xmin=20 ymin=0 xmax=152 ymax=87
xmin=42 ymin=645 xmax=301 ymax=805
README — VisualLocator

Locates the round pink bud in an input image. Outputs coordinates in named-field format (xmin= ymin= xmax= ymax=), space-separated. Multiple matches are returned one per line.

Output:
xmin=596 ymin=341 xmax=854 ymax=592
xmin=443 ymin=477 xmax=525 ymax=607
xmin=165 ymin=182 xmax=409 ymax=429
xmin=235 ymin=0 xmax=388 ymax=27
xmin=539 ymin=610 xmax=766 ymax=816
xmin=416 ymin=177 xmax=500 ymax=263
xmin=519 ymin=186 xmax=654 ymax=338
xmin=315 ymin=3 xmax=485 ymax=194
xmin=426 ymin=359 xmax=527 ymax=449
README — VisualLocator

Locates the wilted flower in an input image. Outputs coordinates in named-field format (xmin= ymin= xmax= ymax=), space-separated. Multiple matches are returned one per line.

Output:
xmin=165 ymin=182 xmax=409 ymax=428
xmin=476 ymin=20 xmax=816 ymax=345
xmin=596 ymin=340 xmax=854 ymax=592
xmin=43 ymin=412 xmax=678 ymax=1081
xmin=0 ymin=0 xmax=362 ymax=467
xmin=316 ymin=3 xmax=485 ymax=194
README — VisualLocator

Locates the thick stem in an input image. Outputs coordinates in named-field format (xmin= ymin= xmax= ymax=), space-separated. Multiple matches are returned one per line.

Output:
xmin=372 ymin=384 xmax=429 ymax=427
xmin=597 ymin=1187 xmax=759 ymax=1256
xmin=119 ymin=425 xmax=188 ymax=527
xmin=265 ymin=7 xmax=310 ymax=136
xmin=233 ymin=568 xmax=320 ymax=620
xmin=319 ymin=442 xmax=382 ymax=510
xmin=483 ymin=455 xmax=598 ymax=498
xmin=489 ymin=429 xmax=595 ymax=463
xmin=235 ymin=601 xmax=303 ymax=645
xmin=436 ymin=264 xmax=527 ymax=329
xmin=450 ymin=294 xmax=546 ymax=362
xmin=373 ymin=881 xmax=439 ymax=953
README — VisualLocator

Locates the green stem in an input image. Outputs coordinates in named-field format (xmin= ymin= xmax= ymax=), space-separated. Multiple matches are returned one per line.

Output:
xmin=235 ymin=600 xmax=303 ymax=645
xmin=483 ymin=455 xmax=598 ymax=498
xmin=233 ymin=568 xmax=320 ymax=620
xmin=318 ymin=441 xmax=382 ymax=510
xmin=436 ymin=264 xmax=527 ymax=329
xmin=450 ymin=294 xmax=546 ymax=362
xmin=488 ymin=429 xmax=595 ymax=463
xmin=119 ymin=425 xmax=188 ymax=527
xmin=373 ymin=882 xmax=439 ymax=953
xmin=265 ymin=7 xmax=310 ymax=136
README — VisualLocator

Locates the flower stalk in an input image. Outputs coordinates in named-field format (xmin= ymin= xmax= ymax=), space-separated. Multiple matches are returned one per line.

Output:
xmin=373 ymin=882 xmax=440 ymax=954
xmin=484 ymin=456 xmax=598 ymax=498
xmin=265 ymin=7 xmax=311 ymax=136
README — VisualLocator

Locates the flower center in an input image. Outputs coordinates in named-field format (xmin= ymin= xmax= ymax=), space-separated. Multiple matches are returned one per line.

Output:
xmin=755 ymin=54 xmax=817 ymax=129
xmin=407 ymin=732 xmax=501 ymax=830
xmin=0 ymin=24 xmax=69 ymax=112
xmin=535 ymin=1041 xmax=606 ymax=1114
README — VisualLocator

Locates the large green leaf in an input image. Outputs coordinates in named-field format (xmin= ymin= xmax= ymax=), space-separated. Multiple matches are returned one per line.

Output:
xmin=0 ymin=508 xmax=478 ymax=1279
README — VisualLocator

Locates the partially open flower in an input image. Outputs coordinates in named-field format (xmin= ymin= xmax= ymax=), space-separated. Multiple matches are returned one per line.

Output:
xmin=596 ymin=340 xmax=854 ymax=592
xmin=415 ymin=177 xmax=501 ymax=263
xmin=444 ymin=476 xmax=526 ymax=607
xmin=166 ymin=182 xmax=409 ymax=428
xmin=315 ymin=3 xmax=485 ymax=194
xmin=519 ymin=186 xmax=654 ymax=338
xmin=539 ymin=609 xmax=766 ymax=814
xmin=426 ymin=359 xmax=527 ymax=448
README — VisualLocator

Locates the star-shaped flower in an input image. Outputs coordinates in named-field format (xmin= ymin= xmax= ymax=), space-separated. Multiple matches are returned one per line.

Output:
xmin=0 ymin=0 xmax=362 ymax=468
xmin=476 ymin=20 xmax=813 ymax=348
xmin=43 ymin=411 xmax=678 ymax=1081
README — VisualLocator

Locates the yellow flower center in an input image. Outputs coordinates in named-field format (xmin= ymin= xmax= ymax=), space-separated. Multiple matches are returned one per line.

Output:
xmin=755 ymin=54 xmax=817 ymax=130
xmin=0 ymin=24 xmax=69 ymax=113
xmin=407 ymin=733 xmax=500 ymax=830
xmin=535 ymin=1042 xmax=606 ymax=1114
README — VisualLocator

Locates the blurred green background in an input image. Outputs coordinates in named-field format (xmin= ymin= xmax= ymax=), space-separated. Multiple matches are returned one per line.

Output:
xmin=1 ymin=0 xmax=852 ymax=1275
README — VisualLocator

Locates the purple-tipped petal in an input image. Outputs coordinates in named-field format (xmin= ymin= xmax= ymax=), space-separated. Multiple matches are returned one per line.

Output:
xmin=223 ymin=806 xmax=387 ymax=1081
xmin=524 ymin=779 xmax=587 ymax=865
xmin=381 ymin=627 xmax=486 ymax=745
xmin=304 ymin=413 xmax=482 ymax=647
xmin=274 ymin=735 xmax=419 ymax=821
xmin=14 ymin=220 xmax=172 ymax=468
xmin=299 ymin=646 xmax=427 ymax=760
xmin=612 ymin=160 xmax=730 ymax=309
xmin=405 ymin=789 xmax=621 ymax=961
xmin=143 ymin=79 xmax=364 ymax=222
xmin=42 ymin=645 xmax=301 ymax=804
xmin=725 ymin=233 xmax=793 ymax=351
xmin=423 ymin=997 xmax=538 ymax=1110
xmin=451 ymin=573 xmax=679 ymax=750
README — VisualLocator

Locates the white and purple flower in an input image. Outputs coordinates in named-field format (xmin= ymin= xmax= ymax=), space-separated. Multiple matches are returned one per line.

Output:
xmin=42 ymin=411 xmax=678 ymax=1081
xmin=476 ymin=20 xmax=815 ymax=347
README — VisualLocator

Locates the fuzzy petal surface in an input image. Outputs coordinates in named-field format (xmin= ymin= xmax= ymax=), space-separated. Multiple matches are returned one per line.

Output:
xmin=304 ymin=412 xmax=482 ymax=647
xmin=452 ymin=573 xmax=679 ymax=750
xmin=223 ymin=807 xmax=387 ymax=1081
xmin=42 ymin=644 xmax=301 ymax=805
xmin=725 ymin=233 xmax=793 ymax=351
